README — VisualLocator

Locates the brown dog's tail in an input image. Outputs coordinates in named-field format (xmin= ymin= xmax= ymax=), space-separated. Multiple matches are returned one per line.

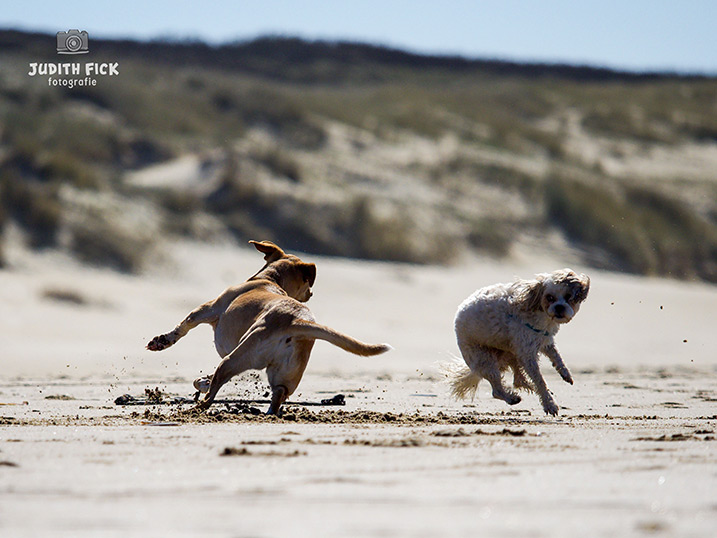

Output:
xmin=287 ymin=321 xmax=391 ymax=356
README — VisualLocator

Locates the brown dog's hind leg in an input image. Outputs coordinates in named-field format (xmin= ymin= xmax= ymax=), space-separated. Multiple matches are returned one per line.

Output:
xmin=195 ymin=355 xmax=250 ymax=410
xmin=195 ymin=325 xmax=266 ymax=410
xmin=265 ymin=338 xmax=314 ymax=416
xmin=267 ymin=385 xmax=288 ymax=416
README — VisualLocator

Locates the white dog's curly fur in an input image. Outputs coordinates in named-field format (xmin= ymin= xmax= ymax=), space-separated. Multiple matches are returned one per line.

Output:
xmin=445 ymin=269 xmax=589 ymax=416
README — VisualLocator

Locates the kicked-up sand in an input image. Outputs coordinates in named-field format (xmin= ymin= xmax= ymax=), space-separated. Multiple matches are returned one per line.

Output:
xmin=1 ymin=240 xmax=716 ymax=537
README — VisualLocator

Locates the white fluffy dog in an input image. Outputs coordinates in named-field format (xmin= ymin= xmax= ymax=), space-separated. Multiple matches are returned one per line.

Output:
xmin=445 ymin=269 xmax=589 ymax=416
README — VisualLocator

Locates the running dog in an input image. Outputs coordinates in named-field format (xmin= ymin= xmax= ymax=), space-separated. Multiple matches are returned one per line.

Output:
xmin=444 ymin=269 xmax=589 ymax=415
xmin=147 ymin=240 xmax=390 ymax=415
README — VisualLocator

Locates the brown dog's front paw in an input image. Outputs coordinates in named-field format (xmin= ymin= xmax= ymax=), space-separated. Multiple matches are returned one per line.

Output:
xmin=561 ymin=371 xmax=574 ymax=385
xmin=146 ymin=334 xmax=171 ymax=351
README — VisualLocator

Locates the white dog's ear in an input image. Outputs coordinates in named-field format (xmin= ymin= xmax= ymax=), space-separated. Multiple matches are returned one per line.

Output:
xmin=576 ymin=273 xmax=590 ymax=302
xmin=518 ymin=278 xmax=545 ymax=312
xmin=249 ymin=240 xmax=285 ymax=263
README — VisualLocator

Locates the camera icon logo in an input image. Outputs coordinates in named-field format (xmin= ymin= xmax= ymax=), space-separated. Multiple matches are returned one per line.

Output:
xmin=56 ymin=29 xmax=89 ymax=54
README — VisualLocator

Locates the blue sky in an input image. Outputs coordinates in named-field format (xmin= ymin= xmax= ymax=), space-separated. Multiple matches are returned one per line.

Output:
xmin=2 ymin=0 xmax=716 ymax=74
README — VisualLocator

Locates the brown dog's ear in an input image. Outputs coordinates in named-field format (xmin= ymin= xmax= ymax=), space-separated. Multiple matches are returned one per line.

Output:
xmin=249 ymin=240 xmax=285 ymax=263
xmin=299 ymin=263 xmax=316 ymax=287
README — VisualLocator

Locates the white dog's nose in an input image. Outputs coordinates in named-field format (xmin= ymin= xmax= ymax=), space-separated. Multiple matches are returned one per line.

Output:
xmin=551 ymin=302 xmax=574 ymax=322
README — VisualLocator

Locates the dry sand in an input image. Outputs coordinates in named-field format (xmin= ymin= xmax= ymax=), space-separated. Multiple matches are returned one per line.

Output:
xmin=1 ymin=240 xmax=716 ymax=537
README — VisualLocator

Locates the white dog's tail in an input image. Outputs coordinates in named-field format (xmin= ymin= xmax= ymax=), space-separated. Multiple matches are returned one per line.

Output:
xmin=287 ymin=321 xmax=391 ymax=356
xmin=439 ymin=358 xmax=481 ymax=400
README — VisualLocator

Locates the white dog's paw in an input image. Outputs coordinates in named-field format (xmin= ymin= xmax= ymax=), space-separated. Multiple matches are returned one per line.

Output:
xmin=543 ymin=400 xmax=560 ymax=416
xmin=560 ymin=370 xmax=574 ymax=385
xmin=193 ymin=375 xmax=213 ymax=394
xmin=493 ymin=389 xmax=522 ymax=405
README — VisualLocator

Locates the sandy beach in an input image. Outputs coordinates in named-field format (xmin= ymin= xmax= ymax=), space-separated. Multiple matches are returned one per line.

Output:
xmin=2 ymin=10 xmax=717 ymax=538
xmin=1 ymin=240 xmax=716 ymax=537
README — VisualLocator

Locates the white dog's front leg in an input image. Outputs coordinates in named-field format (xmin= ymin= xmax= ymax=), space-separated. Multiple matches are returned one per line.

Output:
xmin=519 ymin=353 xmax=559 ymax=416
xmin=544 ymin=343 xmax=573 ymax=385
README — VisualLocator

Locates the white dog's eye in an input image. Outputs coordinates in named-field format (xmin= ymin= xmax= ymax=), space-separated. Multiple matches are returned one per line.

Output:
xmin=545 ymin=294 xmax=556 ymax=303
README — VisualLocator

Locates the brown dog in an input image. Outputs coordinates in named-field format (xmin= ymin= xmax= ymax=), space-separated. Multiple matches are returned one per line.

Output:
xmin=146 ymin=240 xmax=390 ymax=414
